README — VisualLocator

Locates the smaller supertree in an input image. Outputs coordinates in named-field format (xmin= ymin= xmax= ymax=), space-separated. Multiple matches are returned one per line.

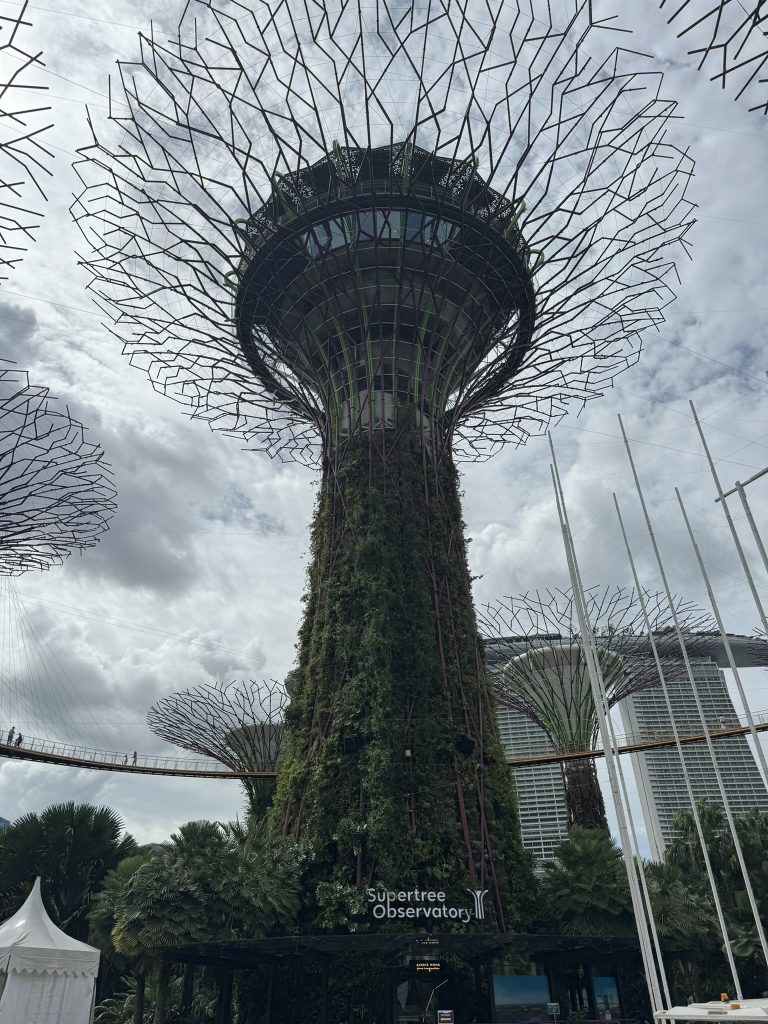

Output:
xmin=0 ymin=0 xmax=53 ymax=280
xmin=480 ymin=587 xmax=716 ymax=829
xmin=658 ymin=1 xmax=768 ymax=115
xmin=147 ymin=679 xmax=287 ymax=814
xmin=0 ymin=369 xmax=116 ymax=574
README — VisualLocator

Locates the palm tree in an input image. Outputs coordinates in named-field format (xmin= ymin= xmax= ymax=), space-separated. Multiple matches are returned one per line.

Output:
xmin=733 ymin=808 xmax=768 ymax=884
xmin=539 ymin=826 xmax=633 ymax=936
xmin=94 ymin=816 xmax=302 ymax=1024
xmin=666 ymin=802 xmax=731 ymax=880
xmin=644 ymin=861 xmax=714 ymax=940
xmin=0 ymin=802 xmax=136 ymax=939
xmin=89 ymin=850 xmax=156 ymax=1024
xmin=667 ymin=802 xmax=768 ymax=910
xmin=662 ymin=805 xmax=768 ymax=998
xmin=93 ymin=980 xmax=140 ymax=1024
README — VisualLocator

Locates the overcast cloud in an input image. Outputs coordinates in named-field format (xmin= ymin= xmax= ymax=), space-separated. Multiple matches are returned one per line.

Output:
xmin=0 ymin=0 xmax=766 ymax=849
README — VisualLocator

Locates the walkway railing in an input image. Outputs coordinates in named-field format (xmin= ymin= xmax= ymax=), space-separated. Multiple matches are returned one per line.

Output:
xmin=509 ymin=709 xmax=768 ymax=765
xmin=0 ymin=732 xmax=259 ymax=777
xmin=0 ymin=711 xmax=766 ymax=778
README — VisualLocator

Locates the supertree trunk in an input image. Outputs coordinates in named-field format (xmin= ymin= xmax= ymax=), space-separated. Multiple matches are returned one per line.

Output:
xmin=273 ymin=420 xmax=535 ymax=931
xmin=562 ymin=758 xmax=608 ymax=830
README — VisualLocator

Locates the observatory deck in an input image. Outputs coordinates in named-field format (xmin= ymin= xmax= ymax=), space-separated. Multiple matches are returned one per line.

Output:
xmin=235 ymin=143 xmax=537 ymax=438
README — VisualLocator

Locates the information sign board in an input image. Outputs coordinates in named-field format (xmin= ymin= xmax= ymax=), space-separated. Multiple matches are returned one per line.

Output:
xmin=414 ymin=960 xmax=441 ymax=975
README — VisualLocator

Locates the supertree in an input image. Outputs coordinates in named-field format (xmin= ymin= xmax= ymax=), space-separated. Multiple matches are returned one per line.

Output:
xmin=657 ymin=1 xmax=768 ymax=115
xmin=71 ymin=0 xmax=694 ymax=931
xmin=147 ymin=679 xmax=287 ymax=815
xmin=0 ymin=0 xmax=53 ymax=281
xmin=0 ymin=368 xmax=116 ymax=575
xmin=480 ymin=587 xmax=723 ymax=830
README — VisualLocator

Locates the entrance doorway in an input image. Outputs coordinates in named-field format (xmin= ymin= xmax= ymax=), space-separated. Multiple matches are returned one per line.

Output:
xmin=393 ymin=970 xmax=447 ymax=1024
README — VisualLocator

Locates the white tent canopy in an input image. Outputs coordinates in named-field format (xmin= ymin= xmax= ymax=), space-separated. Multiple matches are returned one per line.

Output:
xmin=0 ymin=877 xmax=100 ymax=1023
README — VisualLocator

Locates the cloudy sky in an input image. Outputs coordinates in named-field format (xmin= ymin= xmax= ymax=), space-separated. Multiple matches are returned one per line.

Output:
xmin=0 ymin=0 xmax=767 ymax=851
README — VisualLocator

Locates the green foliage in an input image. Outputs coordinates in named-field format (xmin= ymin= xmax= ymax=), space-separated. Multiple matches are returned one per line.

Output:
xmin=89 ymin=852 xmax=155 ymax=943
xmin=94 ymin=973 xmax=216 ymax=1024
xmin=665 ymin=803 xmax=768 ymax=981
xmin=272 ymin=424 xmax=535 ymax=930
xmin=88 ymin=815 xmax=304 ymax=1023
xmin=314 ymin=881 xmax=369 ymax=932
xmin=96 ymin=820 xmax=303 ymax=964
xmin=94 ymin=978 xmax=143 ymax=1024
xmin=0 ymin=802 xmax=137 ymax=940
xmin=537 ymin=808 xmax=768 ymax=1001
xmin=539 ymin=827 xmax=633 ymax=937
xmin=666 ymin=801 xmax=768 ymax=963
xmin=644 ymin=861 xmax=713 ymax=940
xmin=667 ymin=802 xmax=734 ymax=883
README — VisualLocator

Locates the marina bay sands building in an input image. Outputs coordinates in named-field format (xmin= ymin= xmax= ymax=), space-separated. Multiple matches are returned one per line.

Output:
xmin=495 ymin=706 xmax=569 ymax=864
xmin=620 ymin=655 xmax=768 ymax=860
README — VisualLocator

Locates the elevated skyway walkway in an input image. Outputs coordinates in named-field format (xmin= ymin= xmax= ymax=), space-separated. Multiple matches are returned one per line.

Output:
xmin=0 ymin=734 xmax=268 ymax=778
xmin=0 ymin=711 xmax=767 ymax=778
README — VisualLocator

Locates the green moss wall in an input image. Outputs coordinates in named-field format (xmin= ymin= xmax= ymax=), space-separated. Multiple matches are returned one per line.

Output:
xmin=272 ymin=424 xmax=535 ymax=931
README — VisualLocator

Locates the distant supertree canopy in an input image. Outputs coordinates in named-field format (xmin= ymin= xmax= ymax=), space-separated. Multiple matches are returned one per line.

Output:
xmin=0 ymin=370 xmax=116 ymax=574
xmin=0 ymin=0 xmax=53 ymax=281
xmin=147 ymin=679 xmax=287 ymax=814
xmin=659 ymin=1 xmax=768 ymax=115
xmin=480 ymin=587 xmax=717 ymax=829
xmin=72 ymin=0 xmax=695 ymax=464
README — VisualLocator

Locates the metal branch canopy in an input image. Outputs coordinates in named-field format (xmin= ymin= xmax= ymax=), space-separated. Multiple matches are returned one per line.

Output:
xmin=73 ymin=0 xmax=695 ymax=462
xmin=0 ymin=370 xmax=116 ymax=575
xmin=480 ymin=587 xmax=734 ymax=828
xmin=482 ymin=587 xmax=720 ymax=750
xmin=0 ymin=0 xmax=53 ymax=281
xmin=147 ymin=679 xmax=286 ymax=812
xmin=659 ymin=1 xmax=768 ymax=115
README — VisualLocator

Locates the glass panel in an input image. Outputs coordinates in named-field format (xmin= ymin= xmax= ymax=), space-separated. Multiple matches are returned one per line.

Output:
xmin=380 ymin=209 xmax=401 ymax=239
xmin=421 ymin=216 xmax=436 ymax=244
xmin=359 ymin=211 xmax=375 ymax=239
xmin=302 ymin=231 xmax=319 ymax=258
xmin=304 ymin=209 xmax=413 ymax=253
xmin=314 ymin=222 xmax=332 ymax=253
xmin=328 ymin=218 xmax=346 ymax=249
xmin=435 ymin=219 xmax=457 ymax=245
xmin=593 ymin=977 xmax=621 ymax=1020
xmin=405 ymin=211 xmax=423 ymax=241
xmin=493 ymin=976 xmax=551 ymax=1024
xmin=376 ymin=210 xmax=388 ymax=237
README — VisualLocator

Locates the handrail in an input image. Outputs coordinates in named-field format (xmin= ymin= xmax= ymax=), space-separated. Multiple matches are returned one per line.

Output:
xmin=0 ymin=712 xmax=766 ymax=777
xmin=509 ymin=710 xmax=768 ymax=767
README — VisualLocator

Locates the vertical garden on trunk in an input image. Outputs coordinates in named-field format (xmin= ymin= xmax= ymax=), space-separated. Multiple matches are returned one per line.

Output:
xmin=273 ymin=420 xmax=535 ymax=932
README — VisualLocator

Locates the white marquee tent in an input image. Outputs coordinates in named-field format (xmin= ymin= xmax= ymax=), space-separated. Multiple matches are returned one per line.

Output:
xmin=0 ymin=877 xmax=99 ymax=1023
